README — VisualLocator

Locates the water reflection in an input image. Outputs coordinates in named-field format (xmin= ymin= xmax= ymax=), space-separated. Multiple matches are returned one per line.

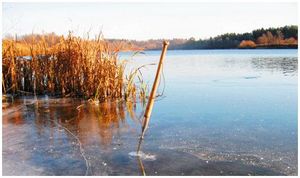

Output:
xmin=3 ymin=97 xmax=147 ymax=175
xmin=251 ymin=57 xmax=297 ymax=75
xmin=137 ymin=155 xmax=146 ymax=176
xmin=136 ymin=137 xmax=147 ymax=176
xmin=3 ymin=97 xmax=143 ymax=147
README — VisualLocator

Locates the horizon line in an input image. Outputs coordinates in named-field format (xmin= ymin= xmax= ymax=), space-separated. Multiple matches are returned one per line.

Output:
xmin=3 ymin=24 xmax=298 ymax=41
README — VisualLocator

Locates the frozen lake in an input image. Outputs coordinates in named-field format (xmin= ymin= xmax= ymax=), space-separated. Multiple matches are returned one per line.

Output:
xmin=3 ymin=49 xmax=298 ymax=175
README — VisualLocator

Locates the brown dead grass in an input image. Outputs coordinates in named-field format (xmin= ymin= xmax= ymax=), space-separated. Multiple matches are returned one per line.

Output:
xmin=2 ymin=32 xmax=146 ymax=102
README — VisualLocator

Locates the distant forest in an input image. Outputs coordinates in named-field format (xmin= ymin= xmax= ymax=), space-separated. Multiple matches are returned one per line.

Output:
xmin=4 ymin=25 xmax=298 ymax=51
xmin=124 ymin=25 xmax=298 ymax=50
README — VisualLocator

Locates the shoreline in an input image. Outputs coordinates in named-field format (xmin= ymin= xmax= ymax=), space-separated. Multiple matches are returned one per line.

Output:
xmin=120 ymin=48 xmax=298 ymax=52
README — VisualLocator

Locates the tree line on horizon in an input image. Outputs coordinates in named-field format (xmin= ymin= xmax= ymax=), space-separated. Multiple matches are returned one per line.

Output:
xmin=127 ymin=25 xmax=297 ymax=50
xmin=3 ymin=25 xmax=298 ymax=51
xmin=184 ymin=25 xmax=298 ymax=49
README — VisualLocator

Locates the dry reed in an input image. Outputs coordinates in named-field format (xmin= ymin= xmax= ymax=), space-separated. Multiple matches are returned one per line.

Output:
xmin=2 ymin=32 xmax=147 ymax=102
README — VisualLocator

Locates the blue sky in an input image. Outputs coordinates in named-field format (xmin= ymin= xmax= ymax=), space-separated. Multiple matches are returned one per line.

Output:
xmin=2 ymin=2 xmax=298 ymax=40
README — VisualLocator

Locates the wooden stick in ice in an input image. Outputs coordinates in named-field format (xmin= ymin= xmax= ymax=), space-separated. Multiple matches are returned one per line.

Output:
xmin=141 ymin=41 xmax=169 ymax=138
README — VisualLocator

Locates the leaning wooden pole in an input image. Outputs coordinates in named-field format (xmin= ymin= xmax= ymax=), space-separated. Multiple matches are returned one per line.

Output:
xmin=141 ymin=41 xmax=169 ymax=138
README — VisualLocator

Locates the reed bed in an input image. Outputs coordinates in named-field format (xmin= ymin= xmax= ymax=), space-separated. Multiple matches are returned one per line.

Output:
xmin=2 ymin=32 xmax=146 ymax=102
